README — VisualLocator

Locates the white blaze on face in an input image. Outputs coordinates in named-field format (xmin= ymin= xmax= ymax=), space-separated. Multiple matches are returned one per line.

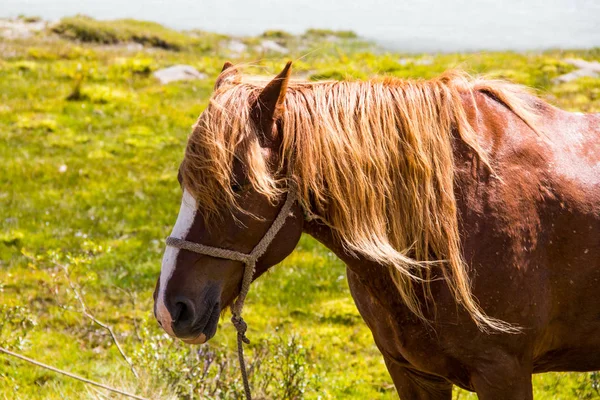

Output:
xmin=156 ymin=189 xmax=198 ymax=335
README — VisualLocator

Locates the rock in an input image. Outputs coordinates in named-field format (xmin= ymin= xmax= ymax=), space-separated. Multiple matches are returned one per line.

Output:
xmin=225 ymin=40 xmax=248 ymax=55
xmin=553 ymin=58 xmax=600 ymax=84
xmin=398 ymin=57 xmax=433 ymax=66
xmin=415 ymin=57 xmax=433 ymax=66
xmin=553 ymin=69 xmax=599 ymax=84
xmin=124 ymin=42 xmax=145 ymax=52
xmin=153 ymin=65 xmax=207 ymax=84
xmin=258 ymin=39 xmax=289 ymax=54
xmin=97 ymin=42 xmax=146 ymax=52
xmin=0 ymin=18 xmax=47 ymax=39
xmin=564 ymin=58 xmax=600 ymax=73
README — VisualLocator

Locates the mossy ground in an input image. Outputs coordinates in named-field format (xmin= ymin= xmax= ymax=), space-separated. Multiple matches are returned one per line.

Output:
xmin=1 ymin=16 xmax=599 ymax=399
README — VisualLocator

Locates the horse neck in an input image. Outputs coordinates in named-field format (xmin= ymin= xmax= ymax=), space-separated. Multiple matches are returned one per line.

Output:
xmin=298 ymin=90 xmax=487 ymax=278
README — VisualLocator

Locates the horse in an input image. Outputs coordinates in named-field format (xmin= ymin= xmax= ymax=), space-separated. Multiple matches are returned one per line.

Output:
xmin=153 ymin=61 xmax=600 ymax=399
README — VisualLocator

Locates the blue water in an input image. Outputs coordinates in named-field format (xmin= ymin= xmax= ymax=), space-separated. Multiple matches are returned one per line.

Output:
xmin=2 ymin=0 xmax=600 ymax=51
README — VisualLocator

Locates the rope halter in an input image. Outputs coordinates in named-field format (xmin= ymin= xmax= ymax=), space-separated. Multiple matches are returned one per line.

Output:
xmin=165 ymin=185 xmax=299 ymax=400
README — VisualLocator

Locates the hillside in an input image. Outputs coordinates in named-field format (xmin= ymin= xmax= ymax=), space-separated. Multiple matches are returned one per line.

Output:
xmin=1 ymin=15 xmax=599 ymax=399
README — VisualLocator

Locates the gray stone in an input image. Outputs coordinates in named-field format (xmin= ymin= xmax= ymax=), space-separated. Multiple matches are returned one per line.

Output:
xmin=415 ymin=57 xmax=433 ymax=66
xmin=398 ymin=57 xmax=433 ymax=66
xmin=258 ymin=39 xmax=289 ymax=54
xmin=153 ymin=65 xmax=207 ymax=84
xmin=564 ymin=58 xmax=600 ymax=73
xmin=553 ymin=58 xmax=600 ymax=84
xmin=553 ymin=69 xmax=599 ymax=84
xmin=225 ymin=40 xmax=248 ymax=55
xmin=0 ymin=18 xmax=47 ymax=39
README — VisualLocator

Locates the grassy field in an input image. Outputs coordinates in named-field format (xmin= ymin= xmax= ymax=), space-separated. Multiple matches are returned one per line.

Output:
xmin=1 ymin=16 xmax=599 ymax=399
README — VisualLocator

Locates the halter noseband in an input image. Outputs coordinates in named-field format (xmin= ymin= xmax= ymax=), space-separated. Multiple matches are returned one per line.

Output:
xmin=165 ymin=186 xmax=299 ymax=400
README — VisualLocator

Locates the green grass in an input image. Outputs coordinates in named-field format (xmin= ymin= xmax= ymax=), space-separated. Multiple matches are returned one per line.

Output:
xmin=50 ymin=15 xmax=207 ymax=51
xmin=1 ymin=15 xmax=599 ymax=399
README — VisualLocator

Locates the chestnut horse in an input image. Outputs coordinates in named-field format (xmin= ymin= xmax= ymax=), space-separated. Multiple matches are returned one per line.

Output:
xmin=153 ymin=62 xmax=600 ymax=399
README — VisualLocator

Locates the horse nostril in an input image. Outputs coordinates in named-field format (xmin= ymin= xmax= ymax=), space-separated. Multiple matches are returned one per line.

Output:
xmin=172 ymin=297 xmax=195 ymax=325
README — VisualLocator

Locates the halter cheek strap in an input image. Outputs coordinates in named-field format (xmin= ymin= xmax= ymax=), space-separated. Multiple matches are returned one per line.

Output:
xmin=165 ymin=186 xmax=299 ymax=400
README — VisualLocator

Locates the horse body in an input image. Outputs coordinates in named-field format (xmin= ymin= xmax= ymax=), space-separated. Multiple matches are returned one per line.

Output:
xmin=154 ymin=62 xmax=600 ymax=399
xmin=305 ymin=91 xmax=600 ymax=398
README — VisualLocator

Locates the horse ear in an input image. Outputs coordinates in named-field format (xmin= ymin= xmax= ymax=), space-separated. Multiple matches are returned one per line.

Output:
xmin=221 ymin=61 xmax=234 ymax=72
xmin=254 ymin=61 xmax=292 ymax=146
xmin=214 ymin=61 xmax=239 ymax=89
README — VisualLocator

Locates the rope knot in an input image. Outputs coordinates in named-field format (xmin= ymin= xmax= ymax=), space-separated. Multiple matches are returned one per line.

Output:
xmin=231 ymin=315 xmax=250 ymax=344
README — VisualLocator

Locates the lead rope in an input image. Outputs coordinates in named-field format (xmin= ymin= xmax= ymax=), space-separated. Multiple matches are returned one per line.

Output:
xmin=165 ymin=184 xmax=299 ymax=400
xmin=230 ymin=257 xmax=255 ymax=400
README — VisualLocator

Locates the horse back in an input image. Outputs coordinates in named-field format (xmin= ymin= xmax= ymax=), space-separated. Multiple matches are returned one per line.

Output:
xmin=457 ymin=91 xmax=600 ymax=371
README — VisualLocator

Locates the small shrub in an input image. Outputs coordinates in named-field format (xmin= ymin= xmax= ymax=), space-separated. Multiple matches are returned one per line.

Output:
xmin=129 ymin=58 xmax=155 ymax=75
xmin=0 ymin=231 xmax=24 ymax=247
xmin=27 ymin=47 xmax=59 ymax=61
xmin=304 ymin=29 xmax=357 ymax=39
xmin=66 ymin=75 xmax=85 ymax=101
xmin=83 ymin=84 xmax=133 ymax=104
xmin=261 ymin=30 xmax=293 ymax=40
xmin=133 ymin=323 xmax=316 ymax=400
xmin=13 ymin=61 xmax=37 ymax=72
xmin=590 ymin=372 xmax=600 ymax=397
xmin=16 ymin=115 xmax=58 ymax=132
xmin=112 ymin=57 xmax=157 ymax=76
xmin=18 ymin=15 xmax=42 ymax=23
xmin=0 ymin=305 xmax=36 ymax=350
xmin=66 ymin=63 xmax=87 ymax=101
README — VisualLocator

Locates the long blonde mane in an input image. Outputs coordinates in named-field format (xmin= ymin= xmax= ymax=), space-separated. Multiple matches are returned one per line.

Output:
xmin=182 ymin=70 xmax=538 ymax=332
